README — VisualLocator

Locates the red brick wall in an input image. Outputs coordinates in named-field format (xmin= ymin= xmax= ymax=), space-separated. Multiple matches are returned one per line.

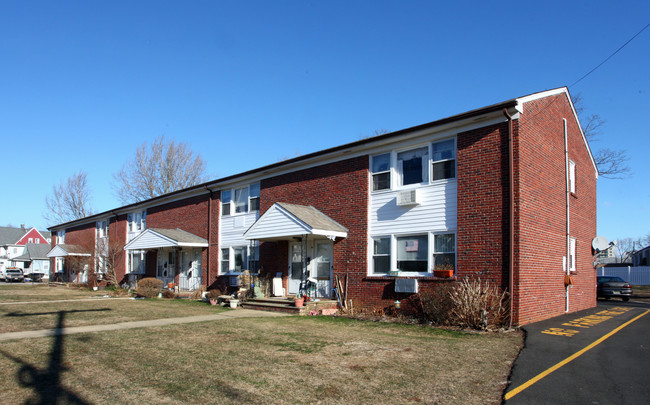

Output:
xmin=146 ymin=194 xmax=215 ymax=288
xmin=456 ymin=122 xmax=511 ymax=290
xmin=514 ymin=93 xmax=597 ymax=325
xmin=260 ymin=156 xmax=369 ymax=303
xmin=60 ymin=222 xmax=96 ymax=283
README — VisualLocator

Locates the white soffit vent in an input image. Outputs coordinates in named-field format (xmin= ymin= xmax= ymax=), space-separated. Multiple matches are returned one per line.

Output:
xmin=396 ymin=190 xmax=419 ymax=206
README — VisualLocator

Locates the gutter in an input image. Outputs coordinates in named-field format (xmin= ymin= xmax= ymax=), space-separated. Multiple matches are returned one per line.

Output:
xmin=503 ymin=108 xmax=515 ymax=329
xmin=564 ymin=119 xmax=571 ymax=312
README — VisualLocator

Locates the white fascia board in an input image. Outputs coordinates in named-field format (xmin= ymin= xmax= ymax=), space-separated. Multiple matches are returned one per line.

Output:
xmin=516 ymin=87 xmax=598 ymax=179
xmin=310 ymin=229 xmax=348 ymax=239
xmin=177 ymin=242 xmax=209 ymax=247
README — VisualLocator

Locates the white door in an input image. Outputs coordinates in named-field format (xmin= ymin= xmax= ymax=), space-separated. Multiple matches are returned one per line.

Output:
xmin=288 ymin=242 xmax=303 ymax=295
xmin=157 ymin=249 xmax=175 ymax=287
xmin=312 ymin=242 xmax=333 ymax=298
xmin=179 ymin=249 xmax=202 ymax=291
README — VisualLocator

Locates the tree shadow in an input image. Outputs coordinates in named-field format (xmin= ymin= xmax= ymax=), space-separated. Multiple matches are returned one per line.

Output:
xmin=0 ymin=308 xmax=110 ymax=405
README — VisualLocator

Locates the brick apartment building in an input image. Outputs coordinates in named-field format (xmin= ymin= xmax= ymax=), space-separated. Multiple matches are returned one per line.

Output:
xmin=48 ymin=87 xmax=597 ymax=325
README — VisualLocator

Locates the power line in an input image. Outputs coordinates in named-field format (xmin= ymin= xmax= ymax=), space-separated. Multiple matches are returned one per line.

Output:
xmin=570 ymin=23 xmax=650 ymax=88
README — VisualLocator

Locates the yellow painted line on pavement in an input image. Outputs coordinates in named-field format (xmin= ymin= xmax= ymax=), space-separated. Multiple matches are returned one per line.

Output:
xmin=505 ymin=309 xmax=649 ymax=401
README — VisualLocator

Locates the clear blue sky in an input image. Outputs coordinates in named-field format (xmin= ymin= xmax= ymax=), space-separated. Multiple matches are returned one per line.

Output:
xmin=1 ymin=1 xmax=648 ymax=244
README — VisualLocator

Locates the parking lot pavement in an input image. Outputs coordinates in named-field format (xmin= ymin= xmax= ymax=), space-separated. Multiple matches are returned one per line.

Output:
xmin=505 ymin=300 xmax=650 ymax=404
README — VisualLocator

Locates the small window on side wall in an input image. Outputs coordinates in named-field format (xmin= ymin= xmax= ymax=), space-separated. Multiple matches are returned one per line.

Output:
xmin=431 ymin=139 xmax=456 ymax=181
xmin=371 ymin=154 xmax=391 ymax=191
xmin=569 ymin=160 xmax=576 ymax=194
xmin=249 ymin=183 xmax=260 ymax=212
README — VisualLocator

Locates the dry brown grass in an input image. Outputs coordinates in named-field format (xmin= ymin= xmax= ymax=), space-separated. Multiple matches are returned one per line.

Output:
xmin=0 ymin=284 xmax=523 ymax=404
xmin=0 ymin=283 xmax=109 ymax=302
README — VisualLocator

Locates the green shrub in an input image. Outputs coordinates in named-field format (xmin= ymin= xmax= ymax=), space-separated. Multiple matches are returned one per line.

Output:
xmin=135 ymin=278 xmax=163 ymax=298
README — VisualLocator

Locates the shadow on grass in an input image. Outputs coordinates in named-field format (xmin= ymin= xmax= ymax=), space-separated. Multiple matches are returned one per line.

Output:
xmin=0 ymin=308 xmax=109 ymax=405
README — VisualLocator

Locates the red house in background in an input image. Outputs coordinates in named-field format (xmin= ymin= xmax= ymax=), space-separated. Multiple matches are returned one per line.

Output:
xmin=48 ymin=87 xmax=597 ymax=326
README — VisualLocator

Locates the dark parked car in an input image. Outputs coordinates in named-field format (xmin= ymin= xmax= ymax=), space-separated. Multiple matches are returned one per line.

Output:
xmin=5 ymin=268 xmax=25 ymax=283
xmin=597 ymin=276 xmax=633 ymax=301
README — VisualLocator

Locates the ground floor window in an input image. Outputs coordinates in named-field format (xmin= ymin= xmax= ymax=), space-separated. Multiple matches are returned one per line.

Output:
xmin=127 ymin=250 xmax=146 ymax=274
xmin=221 ymin=244 xmax=259 ymax=274
xmin=370 ymin=231 xmax=456 ymax=276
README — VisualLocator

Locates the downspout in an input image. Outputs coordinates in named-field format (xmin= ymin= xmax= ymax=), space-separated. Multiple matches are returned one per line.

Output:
xmin=503 ymin=108 xmax=514 ymax=330
xmin=564 ymin=118 xmax=570 ymax=312
xmin=205 ymin=186 xmax=213 ymax=288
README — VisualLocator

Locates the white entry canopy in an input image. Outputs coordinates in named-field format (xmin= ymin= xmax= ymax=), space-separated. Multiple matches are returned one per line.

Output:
xmin=123 ymin=228 xmax=208 ymax=250
xmin=47 ymin=244 xmax=92 ymax=258
xmin=244 ymin=202 xmax=348 ymax=241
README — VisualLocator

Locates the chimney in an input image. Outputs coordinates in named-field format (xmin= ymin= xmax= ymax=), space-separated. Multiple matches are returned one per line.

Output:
xmin=21 ymin=224 xmax=25 ymax=230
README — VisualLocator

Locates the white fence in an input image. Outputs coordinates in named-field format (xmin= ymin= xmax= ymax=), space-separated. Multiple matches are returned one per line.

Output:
xmin=597 ymin=266 xmax=650 ymax=285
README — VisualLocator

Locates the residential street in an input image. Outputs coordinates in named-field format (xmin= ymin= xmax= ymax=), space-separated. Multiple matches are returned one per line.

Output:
xmin=505 ymin=299 xmax=650 ymax=404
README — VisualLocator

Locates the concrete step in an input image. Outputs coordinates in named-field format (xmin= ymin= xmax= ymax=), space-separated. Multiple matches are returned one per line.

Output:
xmin=241 ymin=297 xmax=339 ymax=315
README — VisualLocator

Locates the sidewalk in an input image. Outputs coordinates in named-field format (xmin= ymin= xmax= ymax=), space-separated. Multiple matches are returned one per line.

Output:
xmin=0 ymin=309 xmax=289 ymax=342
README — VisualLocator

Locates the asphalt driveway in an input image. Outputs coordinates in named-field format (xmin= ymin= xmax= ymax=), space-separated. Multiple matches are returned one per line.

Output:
xmin=504 ymin=299 xmax=650 ymax=404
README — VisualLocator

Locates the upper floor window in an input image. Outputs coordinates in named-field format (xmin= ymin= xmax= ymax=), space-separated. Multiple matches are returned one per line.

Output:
xmin=221 ymin=190 xmax=231 ymax=216
xmin=221 ymin=184 xmax=261 ymax=216
xmin=35 ymin=238 xmax=40 ymax=244
xmin=398 ymin=147 xmax=429 ymax=186
xmin=371 ymin=154 xmax=391 ymax=191
xmin=569 ymin=160 xmax=576 ymax=194
xmin=128 ymin=210 xmax=146 ymax=233
xmin=96 ymin=220 xmax=109 ymax=238
xmin=431 ymin=139 xmax=456 ymax=181
xmin=28 ymin=238 xmax=33 ymax=243
xmin=58 ymin=230 xmax=65 ymax=244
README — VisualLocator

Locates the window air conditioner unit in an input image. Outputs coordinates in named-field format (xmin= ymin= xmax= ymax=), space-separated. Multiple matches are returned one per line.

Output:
xmin=395 ymin=278 xmax=418 ymax=293
xmin=396 ymin=190 xmax=419 ymax=206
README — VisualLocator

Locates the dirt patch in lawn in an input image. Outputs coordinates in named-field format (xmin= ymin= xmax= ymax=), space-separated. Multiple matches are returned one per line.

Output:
xmin=0 ymin=315 xmax=523 ymax=404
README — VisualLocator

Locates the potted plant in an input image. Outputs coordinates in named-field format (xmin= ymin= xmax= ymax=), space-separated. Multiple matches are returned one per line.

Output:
xmin=294 ymin=296 xmax=305 ymax=307
xmin=205 ymin=289 xmax=222 ymax=306
xmin=433 ymin=264 xmax=455 ymax=278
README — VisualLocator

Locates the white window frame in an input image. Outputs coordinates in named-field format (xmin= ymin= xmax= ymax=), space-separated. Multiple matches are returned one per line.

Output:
xmin=127 ymin=250 xmax=146 ymax=274
xmin=221 ymin=184 xmax=261 ymax=216
xmin=58 ymin=230 xmax=65 ymax=244
xmin=431 ymin=139 xmax=456 ymax=181
xmin=397 ymin=146 xmax=429 ymax=187
xmin=371 ymin=153 xmax=391 ymax=192
xmin=220 ymin=248 xmax=230 ymax=274
xmin=127 ymin=210 xmax=146 ymax=234
xmin=432 ymin=232 xmax=456 ymax=272
xmin=28 ymin=238 xmax=33 ymax=243
xmin=371 ymin=236 xmax=391 ymax=274
xmin=35 ymin=238 xmax=40 ymax=244
xmin=569 ymin=160 xmax=576 ymax=194
xmin=569 ymin=237 xmax=576 ymax=272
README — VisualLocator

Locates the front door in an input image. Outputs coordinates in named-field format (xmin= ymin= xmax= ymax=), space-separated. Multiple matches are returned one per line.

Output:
xmin=288 ymin=242 xmax=303 ymax=295
xmin=288 ymin=240 xmax=333 ymax=298
xmin=179 ymin=249 xmax=202 ymax=291
xmin=312 ymin=241 xmax=333 ymax=298
xmin=157 ymin=249 xmax=175 ymax=287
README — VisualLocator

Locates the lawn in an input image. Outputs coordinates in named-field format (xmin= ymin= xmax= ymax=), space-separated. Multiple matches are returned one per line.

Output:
xmin=0 ymin=285 xmax=523 ymax=404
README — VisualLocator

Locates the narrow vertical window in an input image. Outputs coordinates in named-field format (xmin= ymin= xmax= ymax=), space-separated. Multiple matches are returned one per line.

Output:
xmin=221 ymin=190 xmax=231 ymax=216
xmin=569 ymin=160 xmax=576 ymax=194
xmin=433 ymin=233 xmax=456 ymax=272
xmin=221 ymin=248 xmax=230 ymax=273
xmin=398 ymin=147 xmax=429 ymax=186
xmin=235 ymin=187 xmax=249 ymax=213
xmin=248 ymin=244 xmax=260 ymax=272
xmin=233 ymin=247 xmax=246 ymax=270
xmin=373 ymin=237 xmax=391 ymax=274
xmin=371 ymin=153 xmax=391 ymax=191
xmin=249 ymin=183 xmax=260 ymax=212
xmin=431 ymin=139 xmax=456 ymax=180
xmin=570 ymin=237 xmax=576 ymax=272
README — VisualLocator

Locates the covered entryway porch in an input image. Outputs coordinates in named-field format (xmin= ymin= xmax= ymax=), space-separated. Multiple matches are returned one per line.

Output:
xmin=123 ymin=228 xmax=208 ymax=291
xmin=46 ymin=244 xmax=92 ymax=283
xmin=243 ymin=202 xmax=348 ymax=300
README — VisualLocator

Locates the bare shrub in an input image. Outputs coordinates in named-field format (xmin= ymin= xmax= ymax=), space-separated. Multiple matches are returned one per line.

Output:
xmin=205 ymin=289 xmax=223 ymax=301
xmin=135 ymin=278 xmax=163 ymax=298
xmin=418 ymin=284 xmax=455 ymax=325
xmin=162 ymin=289 xmax=177 ymax=299
xmin=190 ymin=285 xmax=206 ymax=300
xmin=448 ymin=278 xmax=510 ymax=330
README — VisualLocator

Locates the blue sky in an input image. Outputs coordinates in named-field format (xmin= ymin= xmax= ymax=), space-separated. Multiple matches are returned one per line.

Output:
xmin=1 ymin=1 xmax=648 ymax=243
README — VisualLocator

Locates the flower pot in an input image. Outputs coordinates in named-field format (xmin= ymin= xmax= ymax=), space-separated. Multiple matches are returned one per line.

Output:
xmin=434 ymin=269 xmax=454 ymax=278
xmin=294 ymin=298 xmax=305 ymax=307
xmin=230 ymin=299 xmax=239 ymax=309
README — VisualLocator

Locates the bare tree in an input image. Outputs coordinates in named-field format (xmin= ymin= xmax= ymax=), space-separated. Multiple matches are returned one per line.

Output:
xmin=572 ymin=94 xmax=630 ymax=179
xmin=613 ymin=237 xmax=635 ymax=263
xmin=44 ymin=171 xmax=94 ymax=225
xmin=112 ymin=135 xmax=208 ymax=204
xmin=95 ymin=235 xmax=124 ymax=288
